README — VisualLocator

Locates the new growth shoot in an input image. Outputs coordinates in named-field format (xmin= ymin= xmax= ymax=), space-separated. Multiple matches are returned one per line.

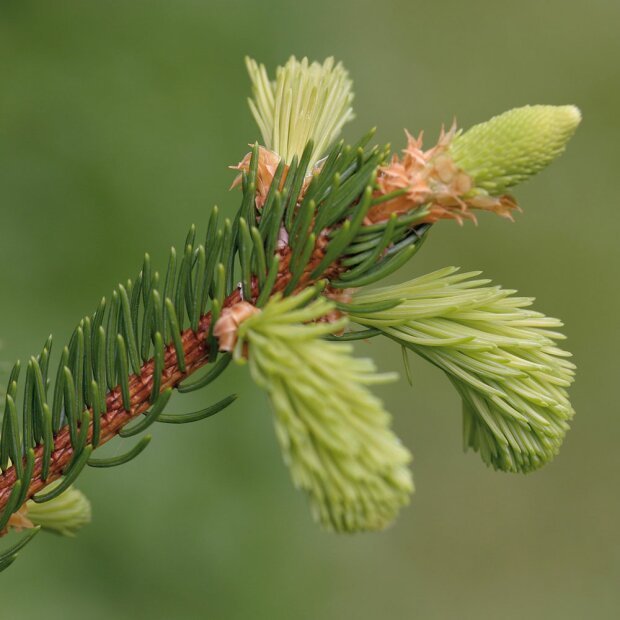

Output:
xmin=0 ymin=55 xmax=580 ymax=571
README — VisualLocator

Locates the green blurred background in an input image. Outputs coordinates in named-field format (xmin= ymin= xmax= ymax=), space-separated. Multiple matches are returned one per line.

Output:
xmin=0 ymin=1 xmax=618 ymax=618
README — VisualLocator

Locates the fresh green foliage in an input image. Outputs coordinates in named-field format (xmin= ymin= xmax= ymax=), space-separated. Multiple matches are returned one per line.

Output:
xmin=0 ymin=54 xmax=580 ymax=572
xmin=350 ymin=268 xmax=575 ymax=473
xmin=246 ymin=56 xmax=355 ymax=168
xmin=234 ymin=289 xmax=413 ymax=532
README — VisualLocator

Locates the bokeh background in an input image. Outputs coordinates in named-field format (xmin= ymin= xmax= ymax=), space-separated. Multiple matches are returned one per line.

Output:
xmin=0 ymin=1 xmax=618 ymax=618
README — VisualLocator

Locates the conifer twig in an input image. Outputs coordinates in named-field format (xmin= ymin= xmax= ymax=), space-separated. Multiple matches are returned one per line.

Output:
xmin=0 ymin=55 xmax=581 ymax=568
xmin=0 ymin=242 xmax=335 ymax=517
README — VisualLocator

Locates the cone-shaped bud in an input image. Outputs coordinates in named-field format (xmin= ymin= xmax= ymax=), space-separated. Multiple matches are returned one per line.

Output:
xmin=350 ymin=268 xmax=575 ymax=473
xmin=245 ymin=56 xmax=354 ymax=168
xmin=25 ymin=482 xmax=91 ymax=537
xmin=234 ymin=290 xmax=413 ymax=532
xmin=450 ymin=105 xmax=581 ymax=194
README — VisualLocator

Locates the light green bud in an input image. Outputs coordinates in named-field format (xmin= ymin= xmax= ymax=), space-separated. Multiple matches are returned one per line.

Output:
xmin=450 ymin=105 xmax=581 ymax=194
xmin=246 ymin=56 xmax=354 ymax=168
xmin=26 ymin=483 xmax=91 ymax=537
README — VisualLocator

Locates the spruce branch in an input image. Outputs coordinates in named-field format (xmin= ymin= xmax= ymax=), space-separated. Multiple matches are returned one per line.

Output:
xmin=0 ymin=54 xmax=581 ymax=570
xmin=0 ymin=309 xmax=217 ymax=516
xmin=0 ymin=134 xmax=398 ymax=565
xmin=0 ymin=239 xmax=336 ymax=519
